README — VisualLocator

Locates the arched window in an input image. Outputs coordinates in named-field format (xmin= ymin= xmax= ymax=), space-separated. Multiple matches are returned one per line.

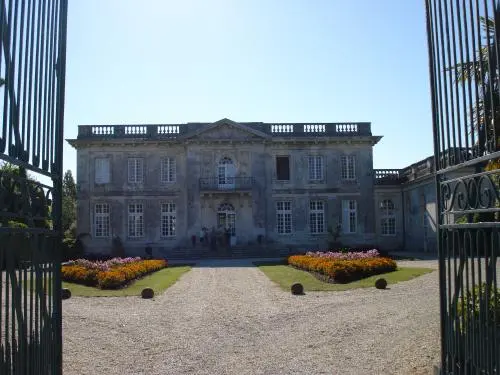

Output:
xmin=380 ymin=199 xmax=396 ymax=236
xmin=218 ymin=202 xmax=235 ymax=213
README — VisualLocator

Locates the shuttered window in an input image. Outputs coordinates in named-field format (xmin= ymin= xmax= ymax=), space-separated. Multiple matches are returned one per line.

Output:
xmin=95 ymin=158 xmax=110 ymax=184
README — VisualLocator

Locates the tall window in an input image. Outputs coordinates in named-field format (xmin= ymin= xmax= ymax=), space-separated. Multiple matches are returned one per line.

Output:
xmin=128 ymin=158 xmax=144 ymax=183
xmin=95 ymin=158 xmax=110 ymax=184
xmin=94 ymin=203 xmax=110 ymax=238
xmin=380 ymin=199 xmax=396 ymax=236
xmin=161 ymin=202 xmax=176 ymax=237
xmin=276 ymin=201 xmax=292 ymax=234
xmin=161 ymin=157 xmax=176 ymax=183
xmin=341 ymin=155 xmax=356 ymax=180
xmin=276 ymin=156 xmax=290 ymax=181
xmin=128 ymin=203 xmax=144 ymax=238
xmin=309 ymin=200 xmax=325 ymax=233
xmin=341 ymin=200 xmax=357 ymax=233
xmin=308 ymin=156 xmax=324 ymax=181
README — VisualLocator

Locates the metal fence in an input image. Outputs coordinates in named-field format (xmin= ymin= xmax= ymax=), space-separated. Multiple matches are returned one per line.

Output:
xmin=425 ymin=0 xmax=500 ymax=373
xmin=0 ymin=0 xmax=68 ymax=374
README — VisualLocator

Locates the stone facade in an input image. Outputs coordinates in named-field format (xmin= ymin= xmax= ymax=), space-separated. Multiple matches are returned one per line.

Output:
xmin=373 ymin=153 xmax=475 ymax=252
xmin=68 ymin=118 xmax=382 ymax=257
xmin=67 ymin=118 xmax=470 ymax=257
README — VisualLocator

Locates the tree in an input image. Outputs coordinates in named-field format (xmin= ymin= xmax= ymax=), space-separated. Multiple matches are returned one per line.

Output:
xmin=0 ymin=162 xmax=50 ymax=228
xmin=447 ymin=14 xmax=500 ymax=224
xmin=447 ymin=15 xmax=500 ymax=156
xmin=61 ymin=170 xmax=77 ymax=234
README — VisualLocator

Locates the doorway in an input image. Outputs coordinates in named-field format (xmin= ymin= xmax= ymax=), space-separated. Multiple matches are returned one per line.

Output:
xmin=217 ymin=203 xmax=236 ymax=245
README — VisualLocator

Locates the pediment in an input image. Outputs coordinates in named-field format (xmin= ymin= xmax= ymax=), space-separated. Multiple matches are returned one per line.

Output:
xmin=182 ymin=118 xmax=270 ymax=141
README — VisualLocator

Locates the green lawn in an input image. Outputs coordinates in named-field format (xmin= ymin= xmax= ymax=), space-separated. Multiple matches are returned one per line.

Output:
xmin=256 ymin=264 xmax=434 ymax=292
xmin=62 ymin=265 xmax=191 ymax=297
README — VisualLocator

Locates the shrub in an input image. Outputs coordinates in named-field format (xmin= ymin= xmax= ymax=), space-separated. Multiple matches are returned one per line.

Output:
xmin=141 ymin=287 xmax=154 ymax=299
xmin=291 ymin=283 xmax=304 ymax=295
xmin=375 ymin=278 xmax=388 ymax=289
xmin=458 ymin=283 xmax=500 ymax=331
xmin=288 ymin=255 xmax=397 ymax=283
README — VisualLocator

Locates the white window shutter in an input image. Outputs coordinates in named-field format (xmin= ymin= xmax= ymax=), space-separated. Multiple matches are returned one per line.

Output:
xmin=171 ymin=158 xmax=176 ymax=182
xmin=128 ymin=159 xmax=135 ymax=182
xmin=95 ymin=158 xmax=110 ymax=184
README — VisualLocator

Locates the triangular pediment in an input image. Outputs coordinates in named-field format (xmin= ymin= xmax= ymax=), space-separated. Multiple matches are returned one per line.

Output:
xmin=182 ymin=118 xmax=270 ymax=140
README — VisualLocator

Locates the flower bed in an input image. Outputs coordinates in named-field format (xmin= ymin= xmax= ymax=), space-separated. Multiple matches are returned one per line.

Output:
xmin=62 ymin=258 xmax=168 ymax=289
xmin=288 ymin=254 xmax=396 ymax=283
xmin=305 ymin=249 xmax=380 ymax=260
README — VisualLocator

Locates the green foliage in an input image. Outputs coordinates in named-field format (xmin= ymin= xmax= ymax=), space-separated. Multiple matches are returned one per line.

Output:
xmin=0 ymin=163 xmax=51 ymax=229
xmin=458 ymin=283 xmax=500 ymax=331
xmin=257 ymin=264 xmax=434 ymax=292
xmin=447 ymin=16 xmax=499 ymax=153
xmin=62 ymin=266 xmax=191 ymax=297
xmin=62 ymin=170 xmax=77 ymax=233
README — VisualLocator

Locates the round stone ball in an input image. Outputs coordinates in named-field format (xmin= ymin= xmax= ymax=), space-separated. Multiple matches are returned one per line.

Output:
xmin=375 ymin=278 xmax=388 ymax=290
xmin=61 ymin=288 xmax=71 ymax=300
xmin=141 ymin=287 xmax=154 ymax=299
xmin=291 ymin=283 xmax=304 ymax=295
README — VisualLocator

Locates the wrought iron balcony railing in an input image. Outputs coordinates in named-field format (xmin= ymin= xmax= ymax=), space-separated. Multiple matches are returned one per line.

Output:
xmin=199 ymin=177 xmax=255 ymax=191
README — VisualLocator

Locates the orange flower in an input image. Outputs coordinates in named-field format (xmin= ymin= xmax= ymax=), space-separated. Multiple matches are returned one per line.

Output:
xmin=62 ymin=259 xmax=168 ymax=289
xmin=288 ymin=255 xmax=396 ymax=283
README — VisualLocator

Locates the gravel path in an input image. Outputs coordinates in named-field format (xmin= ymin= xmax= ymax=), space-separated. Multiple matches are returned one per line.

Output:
xmin=63 ymin=259 xmax=441 ymax=375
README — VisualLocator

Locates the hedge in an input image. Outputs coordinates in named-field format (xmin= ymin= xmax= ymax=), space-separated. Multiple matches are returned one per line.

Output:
xmin=61 ymin=259 xmax=167 ymax=289
xmin=288 ymin=255 xmax=397 ymax=283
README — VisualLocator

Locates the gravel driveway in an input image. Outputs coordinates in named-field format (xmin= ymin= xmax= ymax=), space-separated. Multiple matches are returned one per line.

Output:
xmin=63 ymin=259 xmax=440 ymax=375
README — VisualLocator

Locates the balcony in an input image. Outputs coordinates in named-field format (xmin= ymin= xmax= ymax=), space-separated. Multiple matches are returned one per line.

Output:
xmin=199 ymin=177 xmax=255 ymax=192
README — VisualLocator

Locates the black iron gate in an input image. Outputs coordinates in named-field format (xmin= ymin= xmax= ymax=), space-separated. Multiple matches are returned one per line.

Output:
xmin=0 ymin=0 xmax=68 ymax=374
xmin=425 ymin=0 xmax=499 ymax=373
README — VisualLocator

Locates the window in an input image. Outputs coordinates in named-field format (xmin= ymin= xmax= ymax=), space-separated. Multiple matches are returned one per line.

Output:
xmin=161 ymin=203 xmax=176 ymax=237
xmin=95 ymin=158 xmax=110 ymax=184
xmin=309 ymin=200 xmax=325 ymax=233
xmin=341 ymin=155 xmax=356 ymax=180
xmin=308 ymin=156 xmax=324 ymax=181
xmin=128 ymin=203 xmax=144 ymax=238
xmin=341 ymin=200 xmax=357 ymax=233
xmin=161 ymin=157 xmax=176 ymax=183
xmin=94 ymin=203 xmax=110 ymax=238
xmin=276 ymin=201 xmax=292 ymax=234
xmin=380 ymin=199 xmax=396 ymax=236
xmin=128 ymin=158 xmax=144 ymax=183
xmin=276 ymin=156 xmax=290 ymax=181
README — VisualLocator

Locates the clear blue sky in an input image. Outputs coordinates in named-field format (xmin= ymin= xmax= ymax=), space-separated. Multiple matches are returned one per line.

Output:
xmin=64 ymin=0 xmax=433 ymax=174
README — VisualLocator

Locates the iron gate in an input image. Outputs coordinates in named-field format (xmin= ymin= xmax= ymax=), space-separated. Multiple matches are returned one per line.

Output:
xmin=425 ymin=0 xmax=499 ymax=374
xmin=0 ymin=0 xmax=68 ymax=374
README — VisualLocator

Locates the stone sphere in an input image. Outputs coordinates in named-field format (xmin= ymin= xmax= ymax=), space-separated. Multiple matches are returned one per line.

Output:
xmin=141 ymin=287 xmax=154 ymax=299
xmin=375 ymin=278 xmax=388 ymax=290
xmin=61 ymin=288 xmax=71 ymax=300
xmin=291 ymin=283 xmax=304 ymax=295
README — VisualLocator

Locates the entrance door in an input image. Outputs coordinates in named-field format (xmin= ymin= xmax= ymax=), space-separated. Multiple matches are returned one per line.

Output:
xmin=217 ymin=203 xmax=236 ymax=245
xmin=217 ymin=157 xmax=235 ymax=189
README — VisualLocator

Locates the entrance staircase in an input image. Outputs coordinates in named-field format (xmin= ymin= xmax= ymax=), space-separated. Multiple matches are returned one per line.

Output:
xmin=156 ymin=244 xmax=298 ymax=260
